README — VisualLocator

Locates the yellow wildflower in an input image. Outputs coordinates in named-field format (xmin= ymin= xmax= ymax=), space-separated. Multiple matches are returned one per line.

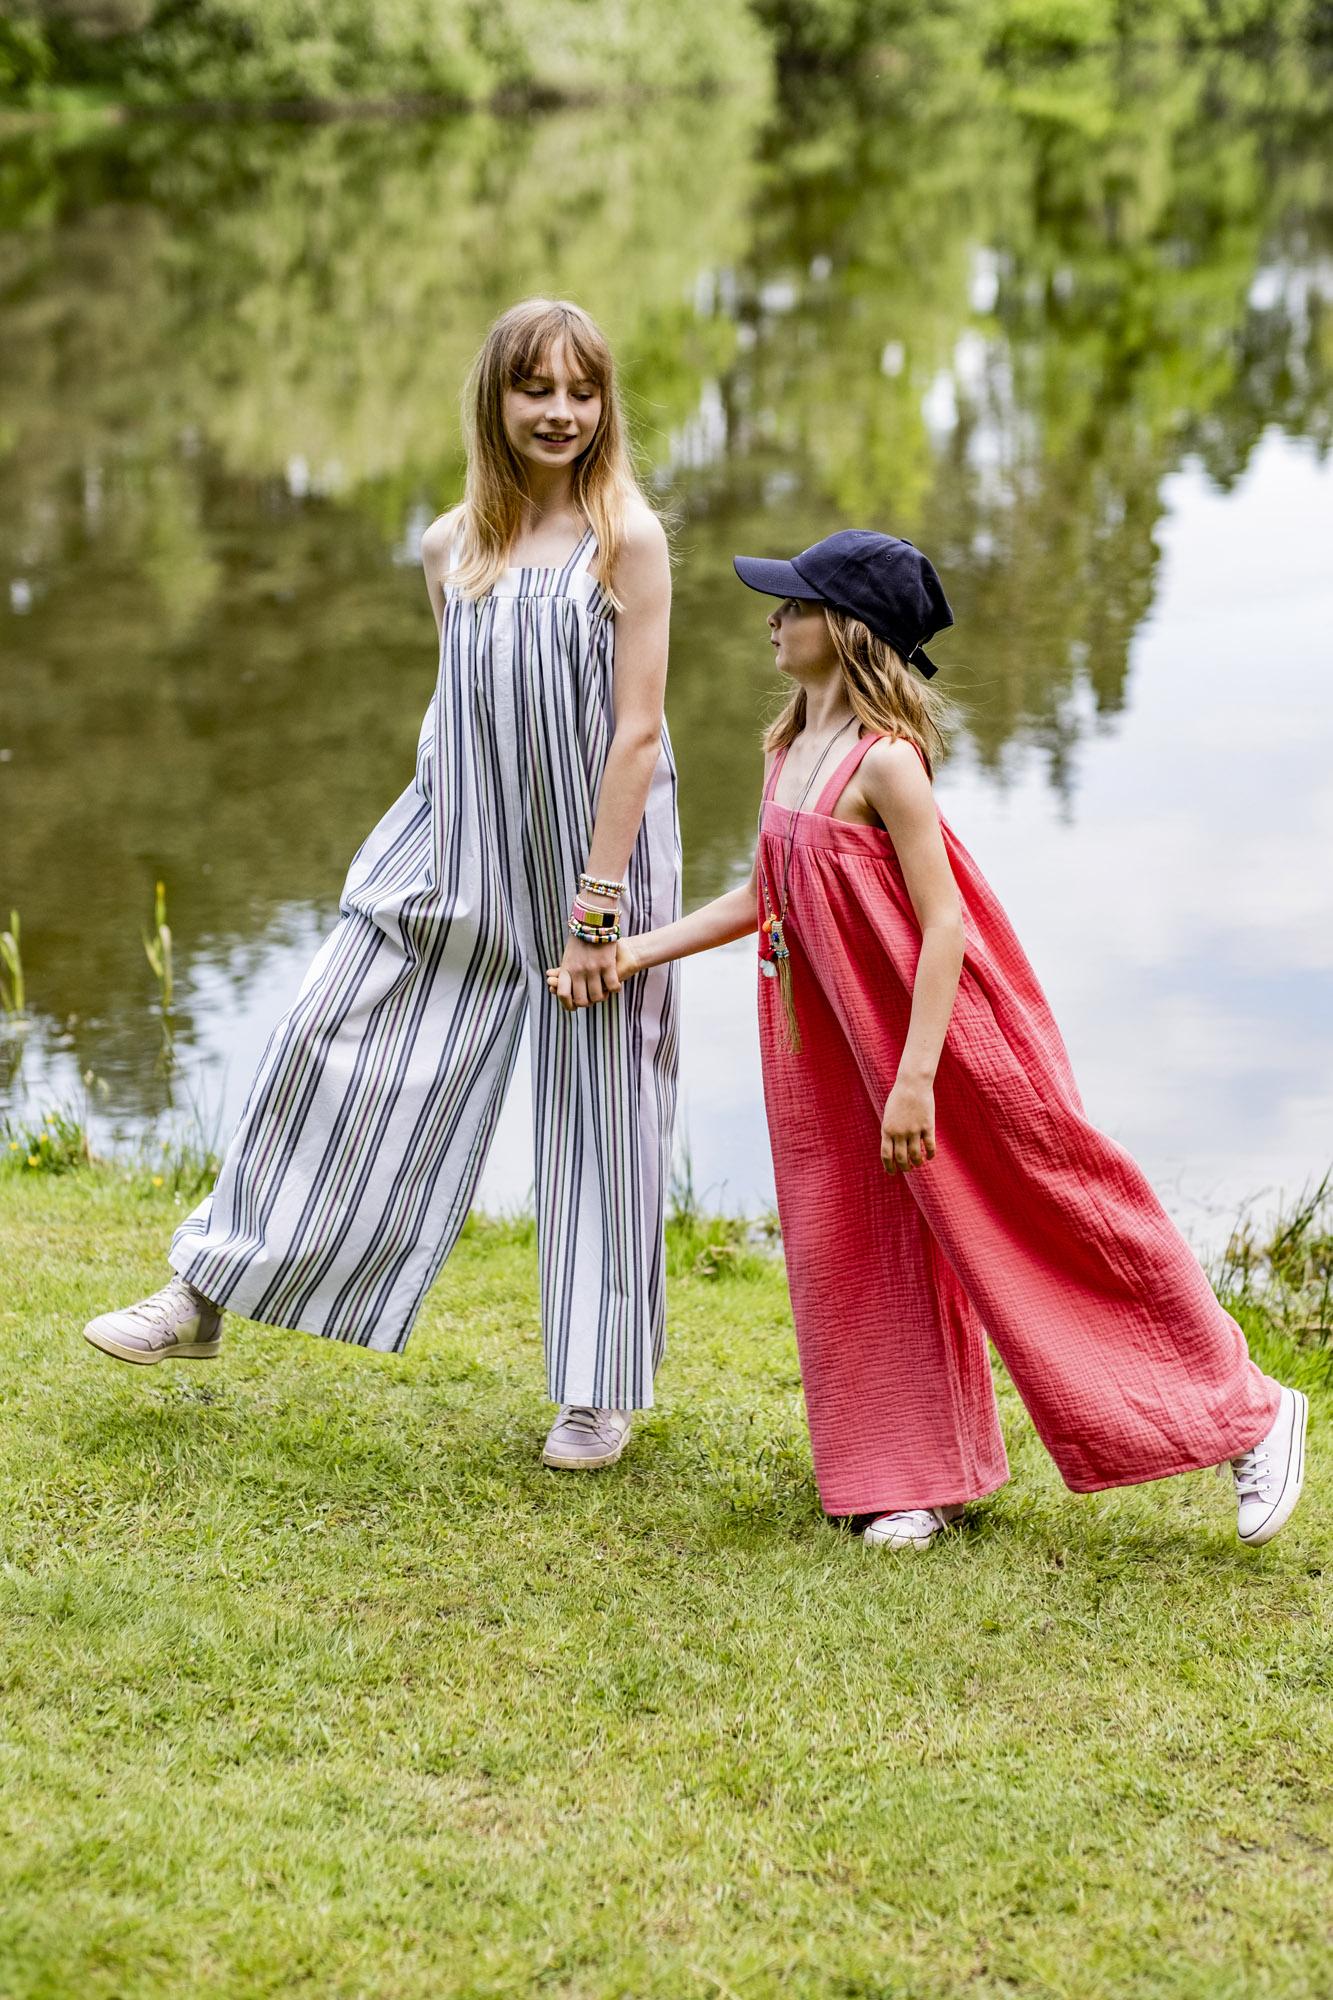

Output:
xmin=152 ymin=1175 xmax=165 ymax=1188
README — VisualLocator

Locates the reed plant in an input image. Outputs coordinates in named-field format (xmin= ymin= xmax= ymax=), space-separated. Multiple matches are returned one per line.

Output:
xmin=142 ymin=879 xmax=173 ymax=1017
xmin=667 ymin=1137 xmax=781 ymax=1281
xmin=1215 ymin=1169 xmax=1333 ymax=1356
xmin=0 ymin=909 xmax=25 ymax=1022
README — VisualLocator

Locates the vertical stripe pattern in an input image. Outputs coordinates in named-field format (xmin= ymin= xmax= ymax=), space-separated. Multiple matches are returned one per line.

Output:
xmin=169 ymin=528 xmax=682 ymax=1407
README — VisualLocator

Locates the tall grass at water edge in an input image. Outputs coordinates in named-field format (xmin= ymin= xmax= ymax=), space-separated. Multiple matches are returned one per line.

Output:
xmin=3 ymin=1079 xmax=1332 ymax=1380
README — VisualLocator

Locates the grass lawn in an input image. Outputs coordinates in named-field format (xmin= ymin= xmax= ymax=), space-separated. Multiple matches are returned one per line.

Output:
xmin=1 ymin=1171 xmax=1330 ymax=1999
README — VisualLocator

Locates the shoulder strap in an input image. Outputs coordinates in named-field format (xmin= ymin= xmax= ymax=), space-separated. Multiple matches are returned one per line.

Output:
xmin=564 ymin=521 xmax=597 ymax=580
xmin=813 ymin=729 xmax=884 ymax=815
xmin=813 ymin=729 xmax=930 ymax=813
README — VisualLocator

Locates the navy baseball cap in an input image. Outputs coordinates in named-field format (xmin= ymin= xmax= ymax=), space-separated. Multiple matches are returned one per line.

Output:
xmin=732 ymin=529 xmax=953 ymax=678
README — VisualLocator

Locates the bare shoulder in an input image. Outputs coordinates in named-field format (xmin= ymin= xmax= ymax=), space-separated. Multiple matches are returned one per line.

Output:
xmin=858 ymin=735 xmax=935 ymax=820
xmin=420 ymin=504 xmax=463 ymax=575
xmin=619 ymin=492 xmax=668 ymax=554
xmin=611 ymin=497 xmax=670 ymax=597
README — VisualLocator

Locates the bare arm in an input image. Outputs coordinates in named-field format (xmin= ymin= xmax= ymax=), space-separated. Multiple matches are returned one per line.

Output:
xmin=858 ymin=739 xmax=965 ymax=1173
xmin=622 ymin=867 xmax=758 ymax=972
xmin=554 ymin=505 xmax=676 ymax=1011
xmin=549 ymin=756 xmax=770 ymax=1001
xmin=585 ymin=506 xmax=672 ymax=888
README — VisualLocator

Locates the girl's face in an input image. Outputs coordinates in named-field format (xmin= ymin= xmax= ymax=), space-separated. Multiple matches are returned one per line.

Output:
xmin=768 ymin=597 xmax=837 ymax=679
xmin=503 ymin=337 xmax=603 ymax=472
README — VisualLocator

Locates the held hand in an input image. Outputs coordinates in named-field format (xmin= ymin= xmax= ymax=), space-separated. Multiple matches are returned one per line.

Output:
xmin=545 ymin=934 xmax=623 ymax=1013
xmin=880 ymin=1077 xmax=937 ymax=1174
xmin=545 ymin=935 xmax=642 ymax=1010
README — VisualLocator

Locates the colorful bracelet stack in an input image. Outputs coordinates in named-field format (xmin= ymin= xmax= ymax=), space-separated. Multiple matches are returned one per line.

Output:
xmin=568 ymin=871 xmax=625 ymax=946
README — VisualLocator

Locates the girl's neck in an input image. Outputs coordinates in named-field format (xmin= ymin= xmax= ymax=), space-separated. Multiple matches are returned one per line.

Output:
xmin=520 ymin=465 xmax=578 ymax=522
xmin=799 ymin=677 xmax=857 ymax=741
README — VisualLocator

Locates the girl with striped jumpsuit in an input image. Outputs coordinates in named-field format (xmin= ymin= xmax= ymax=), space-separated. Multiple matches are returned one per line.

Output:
xmin=84 ymin=298 xmax=682 ymax=1473
xmin=565 ymin=528 xmax=1308 ymax=1550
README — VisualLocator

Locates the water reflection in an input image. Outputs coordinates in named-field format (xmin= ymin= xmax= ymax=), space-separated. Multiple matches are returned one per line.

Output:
xmin=1 ymin=53 xmax=1330 ymax=1239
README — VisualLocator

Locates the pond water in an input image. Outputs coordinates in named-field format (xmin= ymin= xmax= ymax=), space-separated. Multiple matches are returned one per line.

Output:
xmin=2 ymin=54 xmax=1331 ymax=1251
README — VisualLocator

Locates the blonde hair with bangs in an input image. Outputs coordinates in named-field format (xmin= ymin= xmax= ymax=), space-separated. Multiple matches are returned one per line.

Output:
xmin=762 ymin=606 xmax=952 ymax=778
xmin=450 ymin=298 xmax=644 ymax=607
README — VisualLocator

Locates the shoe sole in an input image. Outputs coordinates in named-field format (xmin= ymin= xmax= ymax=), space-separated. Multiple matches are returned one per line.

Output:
xmin=541 ymin=1434 xmax=630 ymax=1471
xmin=82 ymin=1324 xmax=222 ymax=1366
xmin=1239 ymin=1389 xmax=1308 ymax=1547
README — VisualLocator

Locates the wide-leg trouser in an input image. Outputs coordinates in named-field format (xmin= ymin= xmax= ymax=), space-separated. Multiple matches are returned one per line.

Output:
xmin=763 ymin=947 xmax=1010 ymax=1517
xmin=170 ymin=887 xmax=680 ymax=1409
xmin=761 ymin=927 xmax=1278 ymax=1519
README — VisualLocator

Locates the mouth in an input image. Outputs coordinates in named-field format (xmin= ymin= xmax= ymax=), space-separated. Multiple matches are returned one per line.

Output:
xmin=535 ymin=433 xmax=575 ymax=445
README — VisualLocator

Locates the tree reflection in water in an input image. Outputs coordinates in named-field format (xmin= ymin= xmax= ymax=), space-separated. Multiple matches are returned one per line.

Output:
xmin=0 ymin=51 xmax=1329 ymax=1123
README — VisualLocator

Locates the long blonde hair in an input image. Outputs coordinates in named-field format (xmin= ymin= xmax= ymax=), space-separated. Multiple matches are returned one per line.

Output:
xmin=449 ymin=298 xmax=643 ymax=606
xmin=761 ymin=607 xmax=952 ymax=777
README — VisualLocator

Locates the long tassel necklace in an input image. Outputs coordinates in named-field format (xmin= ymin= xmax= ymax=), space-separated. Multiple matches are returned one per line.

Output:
xmin=758 ymin=714 xmax=860 ymax=1054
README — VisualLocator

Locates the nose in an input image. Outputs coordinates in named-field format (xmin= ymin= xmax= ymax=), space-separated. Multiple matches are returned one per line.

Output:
xmin=545 ymin=389 xmax=572 ymax=423
xmin=768 ymin=608 xmax=780 ymax=630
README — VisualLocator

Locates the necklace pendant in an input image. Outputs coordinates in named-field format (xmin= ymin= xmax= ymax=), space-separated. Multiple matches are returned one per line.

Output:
xmin=759 ymin=912 xmax=785 ymax=976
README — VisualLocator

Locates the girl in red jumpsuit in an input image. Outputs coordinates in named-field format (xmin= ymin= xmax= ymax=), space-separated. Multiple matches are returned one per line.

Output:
xmin=555 ymin=529 xmax=1308 ymax=1553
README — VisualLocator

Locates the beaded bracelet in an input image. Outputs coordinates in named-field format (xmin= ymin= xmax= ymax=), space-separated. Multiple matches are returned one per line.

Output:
xmin=578 ymin=872 xmax=626 ymax=899
xmin=569 ymin=918 xmax=621 ymax=946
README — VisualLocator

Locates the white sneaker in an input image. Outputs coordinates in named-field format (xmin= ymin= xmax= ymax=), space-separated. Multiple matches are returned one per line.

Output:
xmin=863 ymin=1504 xmax=965 ymax=1551
xmin=541 ymin=1405 xmax=632 ymax=1470
xmin=83 ymin=1276 xmax=223 ymax=1366
xmin=1230 ymin=1385 xmax=1308 ymax=1546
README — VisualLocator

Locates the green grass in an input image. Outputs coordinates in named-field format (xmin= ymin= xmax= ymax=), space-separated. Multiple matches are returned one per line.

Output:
xmin=1 ymin=1171 xmax=1330 ymax=1999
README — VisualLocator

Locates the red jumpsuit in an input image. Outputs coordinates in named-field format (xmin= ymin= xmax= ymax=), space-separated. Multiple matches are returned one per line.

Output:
xmin=757 ymin=729 xmax=1278 ymax=1518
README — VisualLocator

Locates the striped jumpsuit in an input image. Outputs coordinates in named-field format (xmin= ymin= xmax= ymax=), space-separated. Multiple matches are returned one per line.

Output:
xmin=170 ymin=526 xmax=682 ymax=1409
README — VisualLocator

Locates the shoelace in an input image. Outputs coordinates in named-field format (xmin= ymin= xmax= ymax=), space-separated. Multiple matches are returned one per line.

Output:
xmin=874 ymin=1510 xmax=943 ymax=1535
xmin=1230 ymin=1444 xmax=1273 ymax=1500
xmin=121 ymin=1281 xmax=202 ymax=1337
xmin=556 ymin=1405 xmax=620 ymax=1439
xmin=558 ymin=1405 xmax=604 ymax=1432
xmin=122 ymin=1288 xmax=188 ymax=1329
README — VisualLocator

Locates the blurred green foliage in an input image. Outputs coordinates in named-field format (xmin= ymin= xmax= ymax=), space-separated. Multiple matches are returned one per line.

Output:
xmin=2 ymin=0 xmax=1328 ymax=112
xmin=3 ymin=0 xmax=769 ymax=108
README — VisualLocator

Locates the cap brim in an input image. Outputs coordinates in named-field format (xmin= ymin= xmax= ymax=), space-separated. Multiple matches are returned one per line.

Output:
xmin=732 ymin=555 xmax=821 ymax=601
